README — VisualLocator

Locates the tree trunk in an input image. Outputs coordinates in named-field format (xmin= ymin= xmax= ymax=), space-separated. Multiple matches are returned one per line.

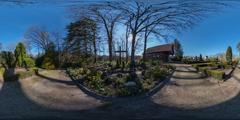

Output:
xmin=130 ymin=33 xmax=136 ymax=70
xmin=108 ymin=35 xmax=113 ymax=63
xmin=93 ymin=32 xmax=97 ymax=63
xmin=125 ymin=25 xmax=129 ymax=63
xmin=143 ymin=28 xmax=148 ymax=62
xmin=125 ymin=38 xmax=128 ymax=63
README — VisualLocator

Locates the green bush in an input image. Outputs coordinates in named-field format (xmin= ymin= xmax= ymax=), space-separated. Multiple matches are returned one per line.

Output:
xmin=141 ymin=79 xmax=156 ymax=92
xmin=117 ymin=87 xmax=131 ymax=96
xmin=226 ymin=46 xmax=232 ymax=65
xmin=0 ymin=67 xmax=5 ymax=77
xmin=208 ymin=70 xmax=225 ymax=80
xmin=41 ymin=57 xmax=56 ymax=70
xmin=85 ymin=71 xmax=104 ymax=91
xmin=218 ymin=62 xmax=232 ymax=69
xmin=199 ymin=67 xmax=209 ymax=74
xmin=192 ymin=63 xmax=211 ymax=70
xmin=67 ymin=67 xmax=90 ymax=79
xmin=151 ymin=67 xmax=168 ymax=80
xmin=24 ymin=57 xmax=35 ymax=68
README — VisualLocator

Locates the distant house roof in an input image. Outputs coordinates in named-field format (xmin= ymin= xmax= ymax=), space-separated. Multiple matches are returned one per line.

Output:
xmin=146 ymin=44 xmax=174 ymax=54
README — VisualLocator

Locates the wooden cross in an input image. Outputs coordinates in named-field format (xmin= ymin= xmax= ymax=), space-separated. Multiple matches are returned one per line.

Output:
xmin=115 ymin=46 xmax=127 ymax=63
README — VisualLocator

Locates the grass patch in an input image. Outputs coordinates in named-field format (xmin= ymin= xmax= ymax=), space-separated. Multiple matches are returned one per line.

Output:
xmin=17 ymin=71 xmax=34 ymax=79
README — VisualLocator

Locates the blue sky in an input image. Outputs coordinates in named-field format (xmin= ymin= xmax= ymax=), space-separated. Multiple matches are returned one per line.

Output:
xmin=177 ymin=7 xmax=240 ymax=57
xmin=0 ymin=4 xmax=70 ymax=50
xmin=0 ymin=2 xmax=240 ymax=56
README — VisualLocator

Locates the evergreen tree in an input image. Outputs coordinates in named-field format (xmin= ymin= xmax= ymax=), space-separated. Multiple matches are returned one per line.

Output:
xmin=226 ymin=46 xmax=233 ymax=64
xmin=65 ymin=17 xmax=97 ymax=63
xmin=41 ymin=42 xmax=57 ymax=69
xmin=199 ymin=54 xmax=203 ymax=61
xmin=173 ymin=39 xmax=184 ymax=61
xmin=14 ymin=42 xmax=27 ymax=67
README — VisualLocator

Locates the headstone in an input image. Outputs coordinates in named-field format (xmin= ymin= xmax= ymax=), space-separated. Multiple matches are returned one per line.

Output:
xmin=124 ymin=81 xmax=137 ymax=87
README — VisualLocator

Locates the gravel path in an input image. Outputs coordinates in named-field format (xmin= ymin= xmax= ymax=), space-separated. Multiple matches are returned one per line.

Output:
xmin=1 ymin=66 xmax=240 ymax=120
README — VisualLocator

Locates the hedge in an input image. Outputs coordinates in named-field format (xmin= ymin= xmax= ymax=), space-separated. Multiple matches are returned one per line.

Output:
xmin=198 ymin=67 xmax=209 ymax=74
xmin=192 ymin=63 xmax=210 ymax=70
xmin=208 ymin=70 xmax=225 ymax=80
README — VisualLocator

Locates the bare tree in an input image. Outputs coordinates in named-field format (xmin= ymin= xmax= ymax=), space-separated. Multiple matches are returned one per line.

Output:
xmin=125 ymin=24 xmax=130 ymax=62
xmin=110 ymin=0 xmax=231 ymax=69
xmin=51 ymin=31 xmax=64 ymax=67
xmin=22 ymin=39 xmax=32 ymax=55
xmin=24 ymin=26 xmax=52 ymax=54
xmin=70 ymin=2 xmax=122 ymax=63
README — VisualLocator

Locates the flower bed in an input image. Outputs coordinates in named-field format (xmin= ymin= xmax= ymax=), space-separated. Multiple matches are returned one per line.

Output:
xmin=67 ymin=63 xmax=174 ymax=97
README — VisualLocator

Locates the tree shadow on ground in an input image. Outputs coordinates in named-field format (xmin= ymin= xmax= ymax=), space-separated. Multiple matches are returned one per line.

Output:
xmin=0 ymin=68 xmax=109 ymax=120
xmin=71 ymin=67 xmax=240 ymax=120
xmin=2 ymin=67 xmax=240 ymax=119
xmin=36 ymin=72 xmax=76 ymax=86
xmin=224 ymin=67 xmax=236 ymax=81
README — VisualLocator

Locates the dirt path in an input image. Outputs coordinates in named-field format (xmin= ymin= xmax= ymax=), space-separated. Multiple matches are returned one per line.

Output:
xmin=1 ymin=66 xmax=240 ymax=119
xmin=0 ymin=70 xmax=104 ymax=119
xmin=152 ymin=64 xmax=240 ymax=109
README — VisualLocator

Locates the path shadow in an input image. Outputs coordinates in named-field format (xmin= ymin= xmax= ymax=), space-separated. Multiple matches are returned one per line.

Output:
xmin=0 ymin=68 xmax=108 ymax=119
xmin=224 ymin=67 xmax=236 ymax=81
xmin=0 ymin=68 xmax=61 ymax=118
xmin=2 ymin=66 xmax=240 ymax=119
xmin=36 ymin=72 xmax=76 ymax=86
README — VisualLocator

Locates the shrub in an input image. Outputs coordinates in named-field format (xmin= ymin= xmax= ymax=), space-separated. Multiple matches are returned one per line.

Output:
xmin=208 ymin=70 xmax=225 ymax=80
xmin=226 ymin=46 xmax=233 ymax=65
xmin=141 ymin=79 xmax=155 ymax=92
xmin=85 ymin=71 xmax=104 ymax=91
xmin=0 ymin=67 xmax=5 ymax=77
xmin=14 ymin=42 xmax=27 ymax=68
xmin=24 ymin=57 xmax=35 ymax=68
xmin=151 ymin=67 xmax=168 ymax=80
xmin=116 ymin=83 xmax=140 ymax=97
xmin=41 ymin=57 xmax=56 ymax=70
xmin=116 ymin=60 xmax=120 ymax=68
xmin=117 ymin=87 xmax=131 ymax=96
xmin=198 ymin=67 xmax=209 ymax=74
xmin=67 ymin=67 xmax=90 ymax=79
xmin=219 ymin=62 xmax=232 ymax=69
xmin=192 ymin=63 xmax=210 ymax=70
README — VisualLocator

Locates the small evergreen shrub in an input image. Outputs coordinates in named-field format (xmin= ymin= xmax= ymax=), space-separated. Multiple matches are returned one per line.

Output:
xmin=208 ymin=70 xmax=225 ymax=80
xmin=85 ymin=71 xmax=104 ymax=91
xmin=141 ymin=79 xmax=155 ymax=92
xmin=151 ymin=67 xmax=168 ymax=80
xmin=67 ymin=67 xmax=90 ymax=79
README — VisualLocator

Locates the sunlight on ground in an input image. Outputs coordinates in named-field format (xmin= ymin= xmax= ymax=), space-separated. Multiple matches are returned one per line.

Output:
xmin=19 ymin=70 xmax=104 ymax=110
xmin=151 ymin=67 xmax=240 ymax=109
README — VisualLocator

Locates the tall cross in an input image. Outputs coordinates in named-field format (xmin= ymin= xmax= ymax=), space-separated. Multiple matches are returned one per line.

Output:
xmin=115 ymin=46 xmax=127 ymax=63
